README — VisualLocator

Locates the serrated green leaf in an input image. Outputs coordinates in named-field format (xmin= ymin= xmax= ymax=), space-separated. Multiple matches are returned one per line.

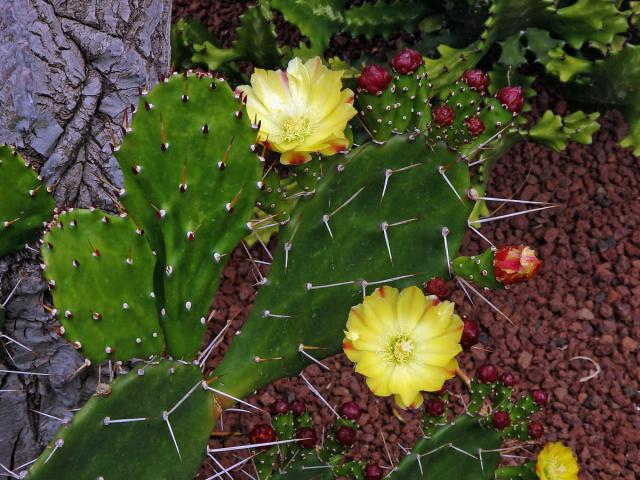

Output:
xmin=499 ymin=34 xmax=527 ymax=66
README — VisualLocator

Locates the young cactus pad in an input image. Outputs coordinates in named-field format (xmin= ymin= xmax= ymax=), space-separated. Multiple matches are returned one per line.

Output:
xmin=115 ymin=73 xmax=262 ymax=359
xmin=212 ymin=135 xmax=473 ymax=398
xmin=0 ymin=146 xmax=55 ymax=257
xmin=28 ymin=361 xmax=213 ymax=480
xmin=41 ymin=209 xmax=164 ymax=362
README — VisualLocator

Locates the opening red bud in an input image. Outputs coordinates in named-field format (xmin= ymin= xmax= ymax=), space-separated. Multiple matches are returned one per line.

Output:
xmin=390 ymin=48 xmax=424 ymax=75
xmin=494 ymin=245 xmax=542 ymax=285
xmin=462 ymin=69 xmax=489 ymax=93
xmin=496 ymin=86 xmax=524 ymax=113
xmin=358 ymin=65 xmax=392 ymax=95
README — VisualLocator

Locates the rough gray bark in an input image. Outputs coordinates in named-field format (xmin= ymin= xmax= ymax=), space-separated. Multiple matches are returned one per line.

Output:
xmin=0 ymin=0 xmax=171 ymax=472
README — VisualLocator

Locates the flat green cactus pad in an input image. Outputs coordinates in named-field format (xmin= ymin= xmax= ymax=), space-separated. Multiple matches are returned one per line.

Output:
xmin=41 ymin=209 xmax=164 ymax=362
xmin=28 ymin=361 xmax=213 ymax=480
xmin=212 ymin=136 xmax=473 ymax=398
xmin=0 ymin=146 xmax=55 ymax=257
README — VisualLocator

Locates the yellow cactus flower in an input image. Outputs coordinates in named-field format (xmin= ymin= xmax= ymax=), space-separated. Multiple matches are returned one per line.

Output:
xmin=536 ymin=442 xmax=580 ymax=480
xmin=343 ymin=286 xmax=463 ymax=409
xmin=236 ymin=57 xmax=357 ymax=165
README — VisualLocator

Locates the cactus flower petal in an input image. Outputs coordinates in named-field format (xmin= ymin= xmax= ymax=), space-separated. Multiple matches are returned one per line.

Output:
xmin=535 ymin=442 xmax=580 ymax=480
xmin=343 ymin=286 xmax=463 ymax=409
xmin=238 ymin=57 xmax=357 ymax=165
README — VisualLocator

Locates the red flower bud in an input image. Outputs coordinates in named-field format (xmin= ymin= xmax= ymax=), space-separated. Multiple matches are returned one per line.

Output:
xmin=358 ymin=65 xmax=392 ymax=95
xmin=426 ymin=398 xmax=446 ymax=417
xmin=271 ymin=399 xmax=289 ymax=415
xmin=466 ymin=116 xmax=485 ymax=136
xmin=500 ymin=372 xmax=517 ymax=387
xmin=289 ymin=399 xmax=306 ymax=416
xmin=492 ymin=411 xmax=511 ymax=430
xmin=462 ymin=69 xmax=489 ymax=93
xmin=296 ymin=427 xmax=317 ymax=448
xmin=335 ymin=425 xmax=357 ymax=446
xmin=365 ymin=464 xmax=384 ymax=480
xmin=424 ymin=277 xmax=451 ymax=299
xmin=494 ymin=245 xmax=541 ymax=285
xmin=340 ymin=402 xmax=361 ymax=421
xmin=249 ymin=424 xmax=276 ymax=446
xmin=496 ymin=86 xmax=524 ymax=113
xmin=460 ymin=317 xmax=480 ymax=350
xmin=478 ymin=364 xmax=499 ymax=383
xmin=532 ymin=389 xmax=548 ymax=407
xmin=528 ymin=420 xmax=545 ymax=439
xmin=433 ymin=105 xmax=455 ymax=126
xmin=390 ymin=48 xmax=424 ymax=75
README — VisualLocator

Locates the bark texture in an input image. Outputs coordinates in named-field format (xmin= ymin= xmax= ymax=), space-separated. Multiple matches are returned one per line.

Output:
xmin=0 ymin=0 xmax=171 ymax=471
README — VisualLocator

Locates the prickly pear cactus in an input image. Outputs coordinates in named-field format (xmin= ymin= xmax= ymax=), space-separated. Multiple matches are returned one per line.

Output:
xmin=28 ymin=361 xmax=214 ymax=480
xmin=115 ymin=73 xmax=262 ymax=359
xmin=0 ymin=146 xmax=55 ymax=257
xmin=41 ymin=209 xmax=164 ymax=362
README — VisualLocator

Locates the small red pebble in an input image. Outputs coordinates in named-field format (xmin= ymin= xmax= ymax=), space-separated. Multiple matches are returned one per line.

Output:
xmin=390 ymin=48 xmax=424 ymax=74
xmin=358 ymin=65 xmax=392 ymax=95
xmin=433 ymin=105 xmax=455 ymax=126
xmin=496 ymin=86 xmax=524 ymax=113
xmin=296 ymin=427 xmax=317 ymax=448
xmin=426 ymin=398 xmax=446 ymax=417
xmin=528 ymin=421 xmax=545 ymax=439
xmin=249 ymin=424 xmax=276 ymax=446
xmin=532 ymin=389 xmax=548 ymax=407
xmin=462 ymin=69 xmax=489 ymax=93
xmin=478 ymin=364 xmax=499 ymax=383
xmin=492 ymin=411 xmax=511 ymax=430
xmin=466 ymin=116 xmax=485 ymax=136
xmin=424 ymin=277 xmax=451 ymax=299
xmin=335 ymin=425 xmax=357 ymax=446
xmin=340 ymin=402 xmax=361 ymax=421
xmin=364 ymin=464 xmax=384 ymax=480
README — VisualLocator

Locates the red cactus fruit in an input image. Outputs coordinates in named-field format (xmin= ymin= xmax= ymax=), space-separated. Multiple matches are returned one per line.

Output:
xmin=492 ymin=411 xmax=511 ymax=430
xmin=433 ymin=105 xmax=455 ymax=126
xmin=296 ymin=427 xmax=317 ymax=448
xmin=478 ymin=364 xmax=499 ymax=384
xmin=340 ymin=402 xmax=361 ymax=421
xmin=426 ymin=398 xmax=446 ymax=417
xmin=500 ymin=372 xmax=517 ymax=387
xmin=424 ymin=277 xmax=451 ymax=299
xmin=460 ymin=317 xmax=480 ymax=350
xmin=365 ymin=464 xmax=384 ymax=480
xmin=496 ymin=86 xmax=524 ymax=113
xmin=532 ymin=389 xmax=549 ymax=407
xmin=271 ymin=399 xmax=289 ymax=415
xmin=249 ymin=424 xmax=276 ymax=446
xmin=335 ymin=425 xmax=357 ymax=446
xmin=528 ymin=420 xmax=545 ymax=439
xmin=467 ymin=116 xmax=485 ymax=136
xmin=390 ymin=48 xmax=424 ymax=74
xmin=289 ymin=400 xmax=306 ymax=416
xmin=494 ymin=245 xmax=541 ymax=285
xmin=358 ymin=65 xmax=392 ymax=95
xmin=462 ymin=69 xmax=489 ymax=93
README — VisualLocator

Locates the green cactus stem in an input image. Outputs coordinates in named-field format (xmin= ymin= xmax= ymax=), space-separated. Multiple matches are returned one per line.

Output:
xmin=451 ymin=248 xmax=502 ymax=290
xmin=0 ymin=146 xmax=55 ymax=257
xmin=28 ymin=361 xmax=213 ymax=480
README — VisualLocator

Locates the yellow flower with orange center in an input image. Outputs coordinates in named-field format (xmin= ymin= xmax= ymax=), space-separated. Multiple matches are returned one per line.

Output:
xmin=535 ymin=442 xmax=580 ymax=480
xmin=236 ymin=57 xmax=357 ymax=165
xmin=343 ymin=286 xmax=463 ymax=409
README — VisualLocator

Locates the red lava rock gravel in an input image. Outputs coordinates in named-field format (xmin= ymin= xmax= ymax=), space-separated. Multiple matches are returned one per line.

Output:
xmin=172 ymin=4 xmax=640 ymax=479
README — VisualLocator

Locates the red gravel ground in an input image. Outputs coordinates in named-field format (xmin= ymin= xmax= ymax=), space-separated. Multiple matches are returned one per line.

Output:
xmin=173 ymin=2 xmax=640 ymax=479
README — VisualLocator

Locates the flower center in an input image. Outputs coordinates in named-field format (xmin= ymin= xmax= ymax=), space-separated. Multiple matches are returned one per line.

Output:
xmin=279 ymin=116 xmax=312 ymax=144
xmin=544 ymin=458 xmax=567 ymax=479
xmin=385 ymin=335 xmax=415 ymax=365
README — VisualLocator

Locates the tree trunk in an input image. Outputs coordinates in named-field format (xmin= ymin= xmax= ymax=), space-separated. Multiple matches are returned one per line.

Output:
xmin=0 ymin=0 xmax=171 ymax=471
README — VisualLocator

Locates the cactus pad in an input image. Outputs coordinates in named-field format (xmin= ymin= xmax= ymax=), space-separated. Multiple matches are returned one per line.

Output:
xmin=116 ymin=73 xmax=262 ymax=359
xmin=0 ymin=146 xmax=55 ymax=257
xmin=41 ymin=209 xmax=164 ymax=362
xmin=28 ymin=361 xmax=213 ymax=480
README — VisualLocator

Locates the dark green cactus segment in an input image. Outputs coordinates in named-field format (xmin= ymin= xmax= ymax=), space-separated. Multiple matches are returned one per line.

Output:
xmin=495 ymin=464 xmax=537 ymax=480
xmin=0 ymin=146 xmax=55 ymax=258
xmin=481 ymin=0 xmax=554 ymax=46
xmin=291 ymin=156 xmax=324 ymax=193
xmin=211 ymin=136 xmax=473 ymax=399
xmin=270 ymin=458 xmax=333 ymax=480
xmin=344 ymin=0 xmax=432 ymax=40
xmin=451 ymin=248 xmax=502 ymax=290
xmin=41 ymin=210 xmax=164 ymax=362
xmin=356 ymin=83 xmax=403 ymax=142
xmin=528 ymin=110 xmax=600 ymax=151
xmin=424 ymin=45 xmax=483 ymax=97
xmin=552 ymin=0 xmax=629 ymax=49
xmin=28 ymin=361 xmax=213 ymax=480
xmin=389 ymin=415 xmax=500 ymax=480
xmin=116 ymin=73 xmax=262 ymax=359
